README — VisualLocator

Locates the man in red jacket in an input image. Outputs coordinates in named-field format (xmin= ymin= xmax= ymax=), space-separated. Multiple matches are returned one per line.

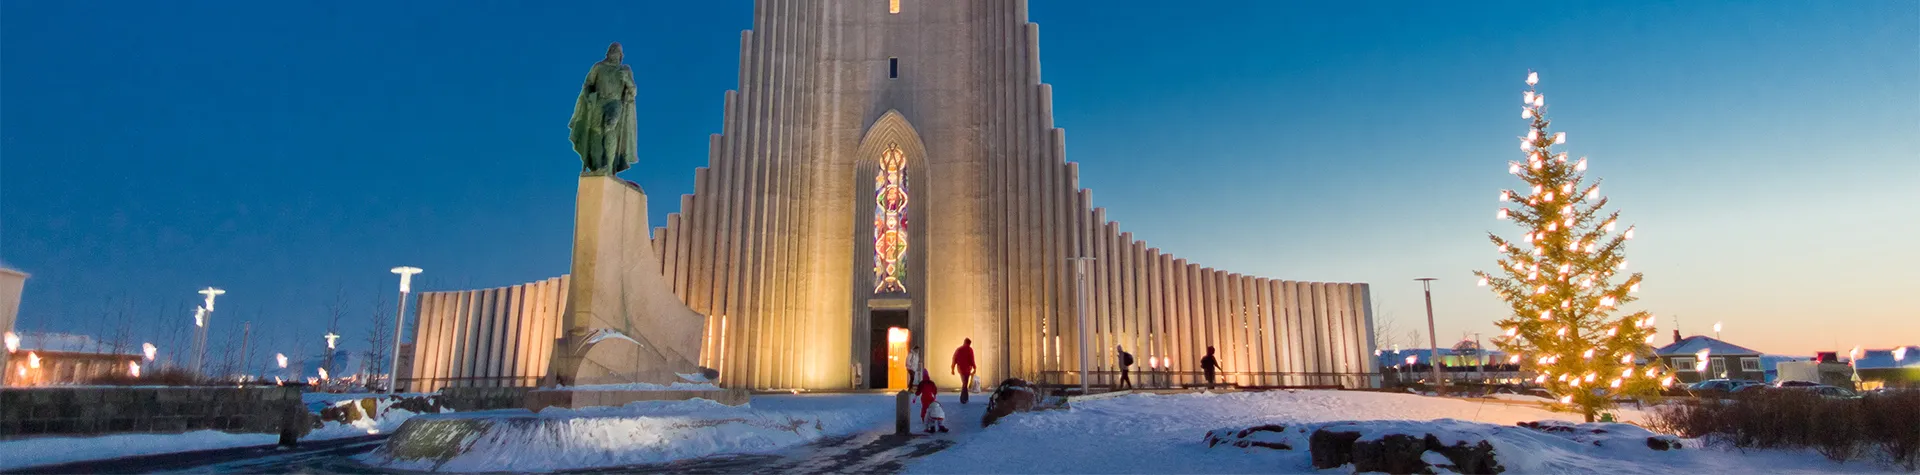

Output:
xmin=952 ymin=338 xmax=976 ymax=404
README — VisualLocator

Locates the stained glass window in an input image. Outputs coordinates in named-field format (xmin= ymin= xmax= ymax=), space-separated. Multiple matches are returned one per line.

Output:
xmin=874 ymin=144 xmax=909 ymax=293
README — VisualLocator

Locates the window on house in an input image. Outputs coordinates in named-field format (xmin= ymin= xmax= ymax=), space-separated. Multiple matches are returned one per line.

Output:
xmin=889 ymin=0 xmax=900 ymax=14
xmin=1709 ymin=358 xmax=1728 ymax=377
xmin=1673 ymin=357 xmax=1696 ymax=371
xmin=888 ymin=58 xmax=899 ymax=79
xmin=1740 ymin=357 xmax=1761 ymax=372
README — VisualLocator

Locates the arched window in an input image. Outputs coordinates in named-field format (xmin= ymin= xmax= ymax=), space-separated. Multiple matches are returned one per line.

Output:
xmin=874 ymin=144 xmax=909 ymax=293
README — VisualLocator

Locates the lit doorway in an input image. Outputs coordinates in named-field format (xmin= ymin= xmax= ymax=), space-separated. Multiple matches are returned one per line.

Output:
xmin=868 ymin=309 xmax=910 ymax=389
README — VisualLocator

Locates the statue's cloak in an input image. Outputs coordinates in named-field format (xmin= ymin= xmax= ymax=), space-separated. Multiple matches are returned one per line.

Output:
xmin=569 ymin=62 xmax=639 ymax=175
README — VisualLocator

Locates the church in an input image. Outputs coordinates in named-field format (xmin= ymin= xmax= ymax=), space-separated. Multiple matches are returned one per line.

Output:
xmin=404 ymin=0 xmax=1379 ymax=392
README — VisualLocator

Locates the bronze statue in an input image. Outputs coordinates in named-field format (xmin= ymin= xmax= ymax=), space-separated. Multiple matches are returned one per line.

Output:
xmin=570 ymin=42 xmax=639 ymax=176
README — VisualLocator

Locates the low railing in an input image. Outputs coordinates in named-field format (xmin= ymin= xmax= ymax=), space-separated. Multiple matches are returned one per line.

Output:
xmin=399 ymin=376 xmax=543 ymax=392
xmin=1032 ymin=370 xmax=1382 ymax=390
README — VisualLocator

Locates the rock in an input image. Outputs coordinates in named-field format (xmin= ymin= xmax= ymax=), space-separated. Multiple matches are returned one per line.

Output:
xmin=1309 ymin=430 xmax=1363 ymax=469
xmin=982 ymin=378 xmax=1038 ymax=427
xmin=1645 ymin=436 xmax=1680 ymax=451
xmin=1204 ymin=424 xmax=1292 ymax=450
xmin=1351 ymin=434 xmax=1429 ymax=474
xmin=1307 ymin=426 xmax=1502 ymax=474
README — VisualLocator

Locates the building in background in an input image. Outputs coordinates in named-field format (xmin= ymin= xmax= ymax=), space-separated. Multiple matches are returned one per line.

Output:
xmin=0 ymin=268 xmax=26 ymax=386
xmin=4 ymin=332 xmax=141 ymax=387
xmin=1851 ymin=346 xmax=1920 ymax=390
xmin=1655 ymin=335 xmax=1764 ymax=383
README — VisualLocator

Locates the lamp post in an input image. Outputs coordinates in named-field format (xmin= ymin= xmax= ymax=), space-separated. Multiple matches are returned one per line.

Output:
xmin=1068 ymin=256 xmax=1095 ymax=394
xmin=388 ymin=266 xmax=422 ymax=394
xmin=192 ymin=287 xmax=225 ymax=376
xmin=1415 ymin=278 xmax=1442 ymax=392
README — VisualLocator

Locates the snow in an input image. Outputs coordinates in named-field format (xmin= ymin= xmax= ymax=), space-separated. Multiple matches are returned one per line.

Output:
xmin=1486 ymin=392 xmax=1555 ymax=403
xmin=358 ymin=393 xmax=892 ymax=472
xmin=902 ymin=390 xmax=1890 ymax=474
xmin=0 ymin=392 xmax=442 ymax=471
xmin=0 ymin=430 xmax=276 ymax=471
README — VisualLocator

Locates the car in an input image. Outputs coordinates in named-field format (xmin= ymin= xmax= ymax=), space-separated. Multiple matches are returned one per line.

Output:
xmin=1687 ymin=379 xmax=1764 ymax=396
xmin=1783 ymin=385 xmax=1860 ymax=399
xmin=1773 ymin=380 xmax=1822 ymax=388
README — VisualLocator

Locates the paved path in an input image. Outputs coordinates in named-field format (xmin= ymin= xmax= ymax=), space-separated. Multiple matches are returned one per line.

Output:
xmin=0 ymin=435 xmax=386 ymax=475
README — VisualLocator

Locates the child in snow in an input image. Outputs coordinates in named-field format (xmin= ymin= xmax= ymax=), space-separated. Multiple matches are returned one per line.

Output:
xmin=916 ymin=370 xmax=939 ymax=429
xmin=925 ymin=400 xmax=950 ymax=433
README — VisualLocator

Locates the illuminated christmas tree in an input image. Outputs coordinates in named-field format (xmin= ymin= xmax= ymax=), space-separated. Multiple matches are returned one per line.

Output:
xmin=1474 ymin=71 xmax=1667 ymax=421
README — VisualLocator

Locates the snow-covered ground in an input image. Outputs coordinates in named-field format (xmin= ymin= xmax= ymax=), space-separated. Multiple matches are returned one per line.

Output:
xmin=359 ymin=393 xmax=895 ymax=472
xmin=903 ymin=390 xmax=1892 ymax=474
xmin=0 ymin=430 xmax=277 ymax=471
xmin=0 ymin=393 xmax=436 ymax=471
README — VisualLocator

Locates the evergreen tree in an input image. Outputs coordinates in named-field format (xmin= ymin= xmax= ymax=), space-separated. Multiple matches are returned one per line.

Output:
xmin=1474 ymin=71 xmax=1667 ymax=421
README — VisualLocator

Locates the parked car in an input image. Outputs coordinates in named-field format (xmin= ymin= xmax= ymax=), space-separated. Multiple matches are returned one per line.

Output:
xmin=1687 ymin=379 xmax=1764 ymax=396
xmin=1784 ymin=385 xmax=1860 ymax=399
xmin=1773 ymin=380 xmax=1822 ymax=388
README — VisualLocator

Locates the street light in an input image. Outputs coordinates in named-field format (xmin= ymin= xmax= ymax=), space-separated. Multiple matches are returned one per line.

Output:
xmin=1415 ymin=278 xmax=1442 ymax=392
xmin=389 ymin=266 xmax=423 ymax=394
xmin=191 ymin=287 xmax=224 ymax=376
xmin=1068 ymin=257 xmax=1095 ymax=394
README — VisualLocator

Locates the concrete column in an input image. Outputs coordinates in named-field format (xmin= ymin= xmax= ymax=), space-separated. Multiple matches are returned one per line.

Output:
xmin=1258 ymin=278 xmax=1280 ymax=386
xmin=1357 ymin=284 xmax=1379 ymax=387
xmin=436 ymin=291 xmax=461 ymax=391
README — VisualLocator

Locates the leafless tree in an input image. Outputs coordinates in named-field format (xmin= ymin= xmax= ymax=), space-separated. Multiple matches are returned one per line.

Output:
xmin=1371 ymin=301 xmax=1400 ymax=351
xmin=323 ymin=285 xmax=349 ymax=376
xmin=363 ymin=292 xmax=393 ymax=389
xmin=154 ymin=302 xmax=193 ymax=371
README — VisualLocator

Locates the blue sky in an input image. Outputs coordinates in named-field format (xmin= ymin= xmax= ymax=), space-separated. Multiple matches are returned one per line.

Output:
xmin=2 ymin=0 xmax=1914 ymax=365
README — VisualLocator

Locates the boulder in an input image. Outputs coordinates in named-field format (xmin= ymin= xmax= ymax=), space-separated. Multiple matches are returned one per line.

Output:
xmin=982 ymin=378 xmax=1039 ymax=427
xmin=1204 ymin=424 xmax=1293 ymax=450
xmin=1308 ymin=425 xmax=1502 ymax=474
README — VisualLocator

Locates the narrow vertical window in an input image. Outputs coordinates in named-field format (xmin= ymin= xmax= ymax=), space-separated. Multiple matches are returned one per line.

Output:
xmin=889 ymin=0 xmax=900 ymax=14
xmin=874 ymin=144 xmax=909 ymax=293
xmin=888 ymin=58 xmax=899 ymax=79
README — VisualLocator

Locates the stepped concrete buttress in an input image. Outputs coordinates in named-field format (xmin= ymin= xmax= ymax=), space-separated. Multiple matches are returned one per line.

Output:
xmin=547 ymin=175 xmax=711 ymax=387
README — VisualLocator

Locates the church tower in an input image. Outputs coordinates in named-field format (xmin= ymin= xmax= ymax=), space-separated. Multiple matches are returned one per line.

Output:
xmin=647 ymin=0 xmax=1380 ymax=391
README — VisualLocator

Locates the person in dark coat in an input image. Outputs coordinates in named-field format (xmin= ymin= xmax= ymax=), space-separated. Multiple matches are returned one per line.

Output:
xmin=1200 ymin=346 xmax=1223 ymax=388
xmin=1115 ymin=345 xmax=1134 ymax=389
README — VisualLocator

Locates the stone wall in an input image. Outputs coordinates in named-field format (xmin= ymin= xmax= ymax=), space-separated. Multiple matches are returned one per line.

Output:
xmin=0 ymin=386 xmax=305 ymax=438
xmin=435 ymin=387 xmax=536 ymax=412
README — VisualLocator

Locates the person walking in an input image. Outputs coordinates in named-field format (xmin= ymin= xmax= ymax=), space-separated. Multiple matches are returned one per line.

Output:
xmin=1115 ymin=345 xmax=1134 ymax=389
xmin=952 ymin=338 xmax=977 ymax=404
xmin=906 ymin=345 xmax=924 ymax=387
xmin=1200 ymin=346 xmax=1223 ymax=389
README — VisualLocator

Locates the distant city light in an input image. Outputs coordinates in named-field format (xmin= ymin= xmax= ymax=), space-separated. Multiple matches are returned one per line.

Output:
xmin=130 ymin=361 xmax=142 ymax=378
xmin=277 ymin=353 xmax=289 ymax=369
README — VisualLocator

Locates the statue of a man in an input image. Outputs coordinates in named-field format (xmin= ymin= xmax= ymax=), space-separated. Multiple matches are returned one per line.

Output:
xmin=569 ymin=42 xmax=639 ymax=176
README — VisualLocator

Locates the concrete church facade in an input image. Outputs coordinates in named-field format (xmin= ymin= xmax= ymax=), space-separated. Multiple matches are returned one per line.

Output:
xmin=407 ymin=0 xmax=1379 ymax=392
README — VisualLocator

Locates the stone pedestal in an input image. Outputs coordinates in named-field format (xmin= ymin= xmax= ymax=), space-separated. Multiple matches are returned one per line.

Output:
xmin=548 ymin=175 xmax=711 ymax=386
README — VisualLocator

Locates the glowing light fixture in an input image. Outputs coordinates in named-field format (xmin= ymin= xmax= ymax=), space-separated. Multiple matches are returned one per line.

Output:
xmin=143 ymin=343 xmax=157 ymax=361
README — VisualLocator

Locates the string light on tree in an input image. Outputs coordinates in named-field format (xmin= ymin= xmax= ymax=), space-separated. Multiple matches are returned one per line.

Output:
xmin=1472 ymin=70 xmax=1659 ymax=422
